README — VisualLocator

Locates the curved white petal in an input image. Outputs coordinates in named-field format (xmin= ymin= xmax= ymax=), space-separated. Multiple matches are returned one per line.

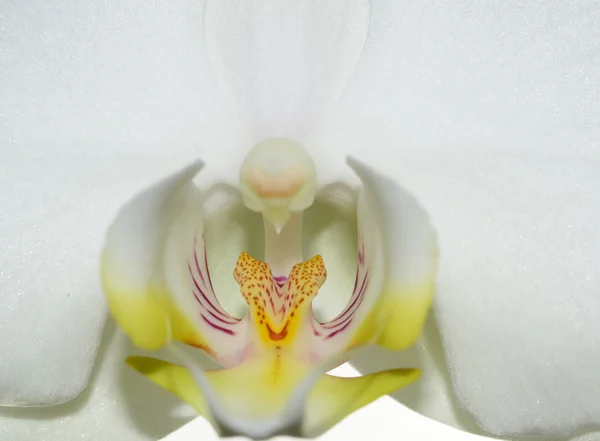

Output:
xmin=202 ymin=184 xmax=265 ymax=318
xmin=204 ymin=0 xmax=370 ymax=140
xmin=350 ymin=156 xmax=438 ymax=347
xmin=303 ymin=183 xmax=359 ymax=322
xmin=305 ymin=157 xmax=437 ymax=361
xmin=102 ymin=161 xmax=250 ymax=367
xmin=0 ymin=152 xmax=211 ymax=408
xmin=311 ymin=0 xmax=600 ymax=438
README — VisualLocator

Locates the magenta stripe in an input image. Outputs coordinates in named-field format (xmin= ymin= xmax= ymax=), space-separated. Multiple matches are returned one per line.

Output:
xmin=201 ymin=314 xmax=235 ymax=335
xmin=188 ymin=264 xmax=232 ymax=320
xmin=205 ymin=307 xmax=240 ymax=325
xmin=322 ymin=271 xmax=369 ymax=328
xmin=323 ymin=284 xmax=366 ymax=333
xmin=351 ymin=268 xmax=359 ymax=294
xmin=321 ymin=275 xmax=368 ymax=331
xmin=193 ymin=246 xmax=207 ymax=286
xmin=324 ymin=290 xmax=365 ymax=333
xmin=325 ymin=320 xmax=353 ymax=339
xmin=312 ymin=322 xmax=322 ymax=336
xmin=204 ymin=243 xmax=216 ymax=294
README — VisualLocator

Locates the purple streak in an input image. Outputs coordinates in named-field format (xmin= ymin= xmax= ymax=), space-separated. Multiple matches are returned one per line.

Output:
xmin=322 ymin=270 xmax=369 ymax=329
xmin=201 ymin=314 xmax=235 ymax=335
xmin=325 ymin=320 xmax=353 ymax=339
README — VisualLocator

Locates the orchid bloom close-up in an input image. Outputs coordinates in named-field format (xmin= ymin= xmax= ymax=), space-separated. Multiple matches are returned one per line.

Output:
xmin=1 ymin=1 xmax=600 ymax=441
xmin=101 ymin=138 xmax=437 ymax=438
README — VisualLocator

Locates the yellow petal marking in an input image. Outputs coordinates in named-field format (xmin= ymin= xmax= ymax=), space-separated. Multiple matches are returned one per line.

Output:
xmin=234 ymin=252 xmax=326 ymax=351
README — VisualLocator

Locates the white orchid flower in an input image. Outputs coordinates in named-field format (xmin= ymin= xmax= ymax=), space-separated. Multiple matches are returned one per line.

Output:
xmin=101 ymin=133 xmax=437 ymax=438
xmin=2 ymin=1 xmax=599 ymax=441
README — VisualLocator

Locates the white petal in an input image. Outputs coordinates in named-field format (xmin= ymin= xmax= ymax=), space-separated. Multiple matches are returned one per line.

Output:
xmin=306 ymin=157 xmax=437 ymax=361
xmin=0 ymin=320 xmax=212 ymax=440
xmin=425 ymin=152 xmax=600 ymax=437
xmin=312 ymin=1 xmax=600 ymax=437
xmin=204 ymin=0 xmax=370 ymax=140
xmin=202 ymin=184 xmax=265 ymax=318
xmin=0 ymin=148 xmax=182 ymax=407
xmin=102 ymin=161 xmax=251 ymax=367
xmin=0 ymin=0 xmax=247 ymax=410
xmin=303 ymin=184 xmax=359 ymax=321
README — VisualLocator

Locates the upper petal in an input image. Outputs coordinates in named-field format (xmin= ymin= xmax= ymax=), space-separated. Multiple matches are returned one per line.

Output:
xmin=347 ymin=157 xmax=438 ymax=350
xmin=204 ymin=0 xmax=370 ymax=140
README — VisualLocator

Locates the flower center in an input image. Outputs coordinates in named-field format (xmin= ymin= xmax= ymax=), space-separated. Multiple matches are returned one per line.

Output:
xmin=234 ymin=252 xmax=326 ymax=352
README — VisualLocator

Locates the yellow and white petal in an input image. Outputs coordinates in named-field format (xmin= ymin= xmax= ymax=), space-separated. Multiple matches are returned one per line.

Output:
xmin=202 ymin=184 xmax=265 ymax=318
xmin=348 ymin=157 xmax=438 ymax=350
xmin=309 ymin=157 xmax=438 ymax=357
xmin=101 ymin=161 xmax=249 ymax=366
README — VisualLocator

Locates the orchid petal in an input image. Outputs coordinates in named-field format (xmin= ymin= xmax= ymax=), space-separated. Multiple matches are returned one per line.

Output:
xmin=312 ymin=0 xmax=600 ymax=436
xmin=204 ymin=0 xmax=370 ymax=140
xmin=348 ymin=157 xmax=438 ymax=350
xmin=303 ymin=184 xmax=359 ymax=322
xmin=101 ymin=161 xmax=249 ymax=366
xmin=308 ymin=157 xmax=438 ymax=359
xmin=202 ymin=184 xmax=265 ymax=318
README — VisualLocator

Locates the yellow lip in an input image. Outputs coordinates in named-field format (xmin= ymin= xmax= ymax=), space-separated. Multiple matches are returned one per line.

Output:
xmin=234 ymin=252 xmax=326 ymax=353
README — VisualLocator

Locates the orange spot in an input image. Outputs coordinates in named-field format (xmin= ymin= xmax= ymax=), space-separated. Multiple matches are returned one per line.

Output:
xmin=267 ymin=322 xmax=289 ymax=341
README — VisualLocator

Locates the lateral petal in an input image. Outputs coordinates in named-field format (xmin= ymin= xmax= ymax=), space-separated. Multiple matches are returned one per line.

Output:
xmin=101 ymin=161 xmax=248 ymax=366
xmin=347 ymin=157 xmax=438 ymax=350
xmin=310 ymin=157 xmax=438 ymax=357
